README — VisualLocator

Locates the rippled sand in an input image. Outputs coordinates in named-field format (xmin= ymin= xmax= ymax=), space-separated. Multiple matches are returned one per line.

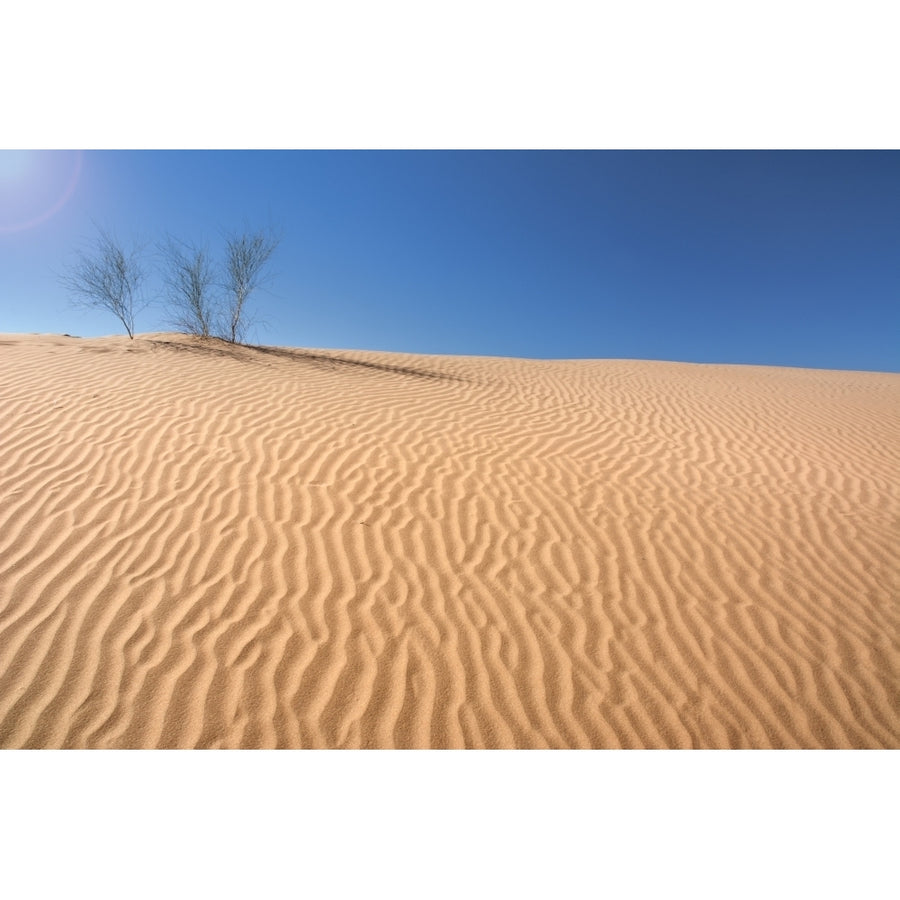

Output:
xmin=0 ymin=332 xmax=897 ymax=748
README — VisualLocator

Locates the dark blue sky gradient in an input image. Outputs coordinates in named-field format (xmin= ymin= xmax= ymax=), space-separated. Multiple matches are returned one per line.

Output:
xmin=1 ymin=150 xmax=897 ymax=370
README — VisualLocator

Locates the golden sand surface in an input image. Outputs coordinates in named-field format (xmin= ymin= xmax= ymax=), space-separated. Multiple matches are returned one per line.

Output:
xmin=0 ymin=332 xmax=897 ymax=748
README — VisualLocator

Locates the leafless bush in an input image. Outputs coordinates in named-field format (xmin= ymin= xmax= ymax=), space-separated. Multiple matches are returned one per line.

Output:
xmin=61 ymin=227 xmax=148 ymax=339
xmin=159 ymin=237 xmax=217 ymax=338
xmin=222 ymin=228 xmax=279 ymax=343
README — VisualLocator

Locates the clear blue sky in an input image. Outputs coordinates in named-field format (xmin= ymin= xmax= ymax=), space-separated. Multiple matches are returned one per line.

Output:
xmin=1 ymin=149 xmax=897 ymax=371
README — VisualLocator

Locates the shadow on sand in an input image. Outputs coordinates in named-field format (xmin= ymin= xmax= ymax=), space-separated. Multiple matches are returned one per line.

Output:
xmin=143 ymin=336 xmax=465 ymax=383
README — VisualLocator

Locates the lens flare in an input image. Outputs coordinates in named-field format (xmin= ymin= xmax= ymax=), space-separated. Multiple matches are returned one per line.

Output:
xmin=0 ymin=150 xmax=84 ymax=234
xmin=0 ymin=150 xmax=31 ymax=180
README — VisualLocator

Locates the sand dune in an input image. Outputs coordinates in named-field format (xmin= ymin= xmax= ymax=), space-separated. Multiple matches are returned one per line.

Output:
xmin=0 ymin=332 xmax=897 ymax=748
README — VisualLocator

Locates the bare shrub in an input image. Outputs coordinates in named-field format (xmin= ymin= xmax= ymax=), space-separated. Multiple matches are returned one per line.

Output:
xmin=160 ymin=237 xmax=217 ymax=338
xmin=222 ymin=228 xmax=279 ymax=343
xmin=61 ymin=226 xmax=147 ymax=339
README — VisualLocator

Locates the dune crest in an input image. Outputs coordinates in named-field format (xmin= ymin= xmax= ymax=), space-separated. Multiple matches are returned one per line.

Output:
xmin=0 ymin=332 xmax=897 ymax=748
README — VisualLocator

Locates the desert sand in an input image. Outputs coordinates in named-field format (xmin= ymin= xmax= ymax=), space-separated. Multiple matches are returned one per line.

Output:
xmin=0 ymin=332 xmax=897 ymax=748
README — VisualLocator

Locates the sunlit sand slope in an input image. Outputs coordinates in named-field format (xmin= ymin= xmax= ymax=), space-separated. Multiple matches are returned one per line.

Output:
xmin=0 ymin=332 xmax=897 ymax=748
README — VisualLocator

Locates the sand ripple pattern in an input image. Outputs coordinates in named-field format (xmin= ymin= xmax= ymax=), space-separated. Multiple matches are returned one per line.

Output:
xmin=0 ymin=333 xmax=897 ymax=748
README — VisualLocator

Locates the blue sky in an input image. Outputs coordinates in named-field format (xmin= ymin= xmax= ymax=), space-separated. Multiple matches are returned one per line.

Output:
xmin=1 ymin=149 xmax=897 ymax=371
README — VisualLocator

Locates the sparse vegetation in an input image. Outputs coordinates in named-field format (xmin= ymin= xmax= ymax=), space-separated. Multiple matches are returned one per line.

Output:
xmin=61 ymin=226 xmax=148 ymax=339
xmin=64 ymin=225 xmax=279 ymax=344
xmin=159 ymin=237 xmax=217 ymax=338
xmin=222 ymin=228 xmax=280 ymax=344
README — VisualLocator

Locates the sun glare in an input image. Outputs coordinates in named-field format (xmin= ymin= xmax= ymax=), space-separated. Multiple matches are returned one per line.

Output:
xmin=0 ymin=150 xmax=33 ymax=181
xmin=0 ymin=149 xmax=83 ymax=233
